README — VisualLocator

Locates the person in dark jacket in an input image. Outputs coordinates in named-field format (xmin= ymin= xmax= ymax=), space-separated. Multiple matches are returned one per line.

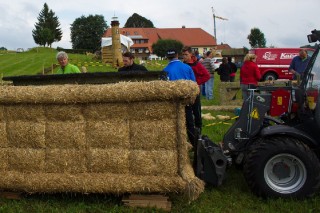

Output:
xmin=118 ymin=52 xmax=148 ymax=71
xmin=228 ymin=57 xmax=238 ymax=82
xmin=217 ymin=57 xmax=231 ymax=82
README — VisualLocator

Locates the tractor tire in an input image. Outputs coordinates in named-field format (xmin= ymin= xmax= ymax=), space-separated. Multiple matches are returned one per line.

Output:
xmin=243 ymin=136 xmax=320 ymax=198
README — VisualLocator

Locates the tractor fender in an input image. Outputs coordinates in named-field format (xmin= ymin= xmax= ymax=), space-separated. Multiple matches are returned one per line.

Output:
xmin=260 ymin=125 xmax=318 ymax=148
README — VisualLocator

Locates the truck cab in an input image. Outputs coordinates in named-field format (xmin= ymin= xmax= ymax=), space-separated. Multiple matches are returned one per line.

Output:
xmin=250 ymin=48 xmax=315 ymax=81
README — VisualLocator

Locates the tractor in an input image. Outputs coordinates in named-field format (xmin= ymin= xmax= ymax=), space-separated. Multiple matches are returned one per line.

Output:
xmin=197 ymin=29 xmax=320 ymax=198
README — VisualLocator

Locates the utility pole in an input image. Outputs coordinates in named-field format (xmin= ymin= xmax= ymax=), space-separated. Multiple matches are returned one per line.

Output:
xmin=211 ymin=7 xmax=228 ymax=44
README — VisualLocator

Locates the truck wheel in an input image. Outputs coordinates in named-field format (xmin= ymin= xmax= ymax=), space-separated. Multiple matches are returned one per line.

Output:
xmin=263 ymin=73 xmax=277 ymax=81
xmin=243 ymin=137 xmax=320 ymax=198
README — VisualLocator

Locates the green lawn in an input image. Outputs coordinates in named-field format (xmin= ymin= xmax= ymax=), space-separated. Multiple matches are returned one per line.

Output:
xmin=0 ymin=48 xmax=319 ymax=212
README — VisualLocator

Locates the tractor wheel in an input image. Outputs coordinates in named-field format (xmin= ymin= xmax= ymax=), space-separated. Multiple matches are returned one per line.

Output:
xmin=243 ymin=136 xmax=320 ymax=198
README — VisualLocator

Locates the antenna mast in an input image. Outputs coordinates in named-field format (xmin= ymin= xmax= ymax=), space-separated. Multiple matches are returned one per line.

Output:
xmin=211 ymin=7 xmax=228 ymax=44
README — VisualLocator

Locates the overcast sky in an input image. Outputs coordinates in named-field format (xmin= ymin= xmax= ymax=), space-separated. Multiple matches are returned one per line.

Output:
xmin=1 ymin=0 xmax=319 ymax=50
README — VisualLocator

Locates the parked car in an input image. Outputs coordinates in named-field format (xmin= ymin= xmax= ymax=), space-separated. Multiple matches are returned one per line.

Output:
xmin=148 ymin=54 xmax=161 ymax=60
xmin=212 ymin=57 xmax=223 ymax=70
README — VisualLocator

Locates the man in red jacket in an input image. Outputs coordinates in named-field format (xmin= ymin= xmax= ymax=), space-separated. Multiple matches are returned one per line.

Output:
xmin=182 ymin=46 xmax=210 ymax=145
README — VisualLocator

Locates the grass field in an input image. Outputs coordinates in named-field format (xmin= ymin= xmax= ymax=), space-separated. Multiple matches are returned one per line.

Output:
xmin=0 ymin=48 xmax=319 ymax=212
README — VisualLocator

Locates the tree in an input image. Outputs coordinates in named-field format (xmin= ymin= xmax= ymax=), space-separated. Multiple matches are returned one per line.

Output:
xmin=247 ymin=28 xmax=266 ymax=48
xmin=70 ymin=15 xmax=108 ymax=51
xmin=32 ymin=3 xmax=62 ymax=47
xmin=152 ymin=39 xmax=184 ymax=58
xmin=124 ymin=13 xmax=155 ymax=28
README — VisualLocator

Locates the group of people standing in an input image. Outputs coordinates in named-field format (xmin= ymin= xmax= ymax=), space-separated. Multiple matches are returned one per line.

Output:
xmin=55 ymin=48 xmax=310 ymax=151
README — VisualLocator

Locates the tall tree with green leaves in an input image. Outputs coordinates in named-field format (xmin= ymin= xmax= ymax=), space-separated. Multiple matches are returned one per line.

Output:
xmin=32 ymin=3 xmax=62 ymax=47
xmin=124 ymin=13 xmax=155 ymax=28
xmin=70 ymin=15 xmax=108 ymax=51
xmin=152 ymin=39 xmax=184 ymax=58
xmin=247 ymin=28 xmax=266 ymax=48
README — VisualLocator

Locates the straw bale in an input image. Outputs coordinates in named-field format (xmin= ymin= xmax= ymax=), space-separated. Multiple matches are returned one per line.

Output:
xmin=88 ymin=148 xmax=130 ymax=174
xmin=0 ymin=105 xmax=5 ymax=122
xmin=86 ymin=120 xmax=129 ymax=149
xmin=0 ymin=81 xmax=199 ymax=104
xmin=46 ymin=121 xmax=86 ymax=149
xmin=5 ymin=104 xmax=45 ymax=121
xmin=7 ymin=121 xmax=46 ymax=148
xmin=45 ymin=104 xmax=84 ymax=121
xmin=0 ymin=173 xmax=186 ymax=194
xmin=0 ymin=123 xmax=7 ymax=148
xmin=8 ymin=148 xmax=45 ymax=172
xmin=45 ymin=149 xmax=87 ymax=173
xmin=130 ymin=119 xmax=177 ymax=150
xmin=0 ymin=81 xmax=205 ymax=200
xmin=0 ymin=148 xmax=8 ymax=170
xmin=129 ymin=150 xmax=178 ymax=176
xmin=128 ymin=101 xmax=176 ymax=121
xmin=83 ymin=103 xmax=128 ymax=121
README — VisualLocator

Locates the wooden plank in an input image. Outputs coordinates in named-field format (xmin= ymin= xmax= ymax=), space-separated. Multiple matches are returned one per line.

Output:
xmin=122 ymin=194 xmax=171 ymax=211
xmin=0 ymin=192 xmax=22 ymax=200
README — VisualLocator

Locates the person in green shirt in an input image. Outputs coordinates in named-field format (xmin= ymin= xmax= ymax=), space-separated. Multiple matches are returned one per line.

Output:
xmin=56 ymin=51 xmax=81 ymax=74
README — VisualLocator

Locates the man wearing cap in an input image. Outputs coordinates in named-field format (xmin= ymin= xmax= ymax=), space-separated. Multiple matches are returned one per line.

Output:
xmin=163 ymin=49 xmax=198 ymax=148
xmin=163 ymin=50 xmax=196 ymax=81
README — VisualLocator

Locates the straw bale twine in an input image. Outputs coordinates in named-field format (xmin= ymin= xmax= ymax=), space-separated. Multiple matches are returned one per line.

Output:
xmin=45 ymin=149 xmax=87 ymax=173
xmin=86 ymin=120 xmax=129 ymax=149
xmin=8 ymin=148 xmax=45 ymax=172
xmin=45 ymin=121 xmax=86 ymax=149
xmin=0 ymin=123 xmax=7 ymax=148
xmin=88 ymin=148 xmax=130 ymax=174
xmin=129 ymin=150 xmax=178 ymax=176
xmin=7 ymin=121 xmax=45 ymax=148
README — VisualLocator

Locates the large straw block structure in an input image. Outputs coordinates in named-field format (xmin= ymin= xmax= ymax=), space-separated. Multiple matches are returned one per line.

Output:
xmin=0 ymin=80 xmax=204 ymax=201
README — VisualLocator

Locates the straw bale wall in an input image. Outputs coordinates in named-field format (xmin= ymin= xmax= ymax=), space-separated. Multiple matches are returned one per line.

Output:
xmin=0 ymin=80 xmax=204 ymax=200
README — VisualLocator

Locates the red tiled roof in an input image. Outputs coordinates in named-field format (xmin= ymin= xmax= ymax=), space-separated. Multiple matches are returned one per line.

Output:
xmin=103 ymin=27 xmax=217 ymax=52
xmin=216 ymin=44 xmax=231 ymax=50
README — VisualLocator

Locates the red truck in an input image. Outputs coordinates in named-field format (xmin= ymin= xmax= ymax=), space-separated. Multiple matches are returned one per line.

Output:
xmin=249 ymin=48 xmax=314 ymax=81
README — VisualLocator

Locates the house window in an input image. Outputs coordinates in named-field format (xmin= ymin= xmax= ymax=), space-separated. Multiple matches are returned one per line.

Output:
xmin=192 ymin=48 xmax=198 ymax=52
xmin=131 ymin=49 xmax=135 ymax=53
xmin=138 ymin=49 xmax=143 ymax=53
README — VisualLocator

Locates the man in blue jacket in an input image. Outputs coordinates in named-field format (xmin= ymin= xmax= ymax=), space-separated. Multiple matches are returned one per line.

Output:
xmin=163 ymin=49 xmax=198 ymax=148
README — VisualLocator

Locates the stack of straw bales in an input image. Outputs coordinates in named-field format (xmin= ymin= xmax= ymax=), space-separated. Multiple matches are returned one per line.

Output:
xmin=0 ymin=80 xmax=204 ymax=201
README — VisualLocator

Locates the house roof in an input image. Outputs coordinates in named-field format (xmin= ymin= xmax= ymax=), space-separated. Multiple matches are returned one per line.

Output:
xmin=216 ymin=43 xmax=231 ymax=50
xmin=103 ymin=27 xmax=217 ymax=52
